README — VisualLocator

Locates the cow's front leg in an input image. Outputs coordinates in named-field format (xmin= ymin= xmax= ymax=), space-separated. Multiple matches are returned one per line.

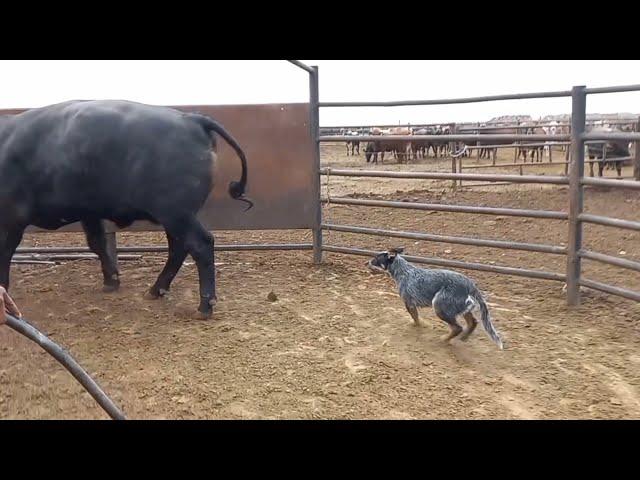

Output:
xmin=0 ymin=226 xmax=25 ymax=290
xmin=147 ymin=232 xmax=188 ymax=299
xmin=82 ymin=220 xmax=120 ymax=292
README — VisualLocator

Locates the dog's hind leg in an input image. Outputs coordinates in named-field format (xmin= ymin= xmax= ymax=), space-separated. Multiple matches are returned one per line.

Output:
xmin=440 ymin=317 xmax=462 ymax=342
xmin=439 ymin=318 xmax=463 ymax=342
xmin=459 ymin=312 xmax=478 ymax=341
xmin=405 ymin=303 xmax=422 ymax=327
xmin=433 ymin=292 xmax=463 ymax=343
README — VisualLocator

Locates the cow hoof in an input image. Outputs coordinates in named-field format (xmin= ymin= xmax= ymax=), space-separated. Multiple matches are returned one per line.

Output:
xmin=144 ymin=290 xmax=160 ymax=300
xmin=145 ymin=287 xmax=170 ymax=300
xmin=196 ymin=309 xmax=213 ymax=320
xmin=103 ymin=283 xmax=120 ymax=293
xmin=197 ymin=298 xmax=215 ymax=320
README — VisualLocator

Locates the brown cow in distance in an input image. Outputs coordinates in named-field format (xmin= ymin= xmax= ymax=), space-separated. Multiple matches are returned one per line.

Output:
xmin=388 ymin=127 xmax=412 ymax=163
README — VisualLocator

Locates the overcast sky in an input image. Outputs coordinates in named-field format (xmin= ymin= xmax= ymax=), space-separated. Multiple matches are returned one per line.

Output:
xmin=1 ymin=60 xmax=639 ymax=126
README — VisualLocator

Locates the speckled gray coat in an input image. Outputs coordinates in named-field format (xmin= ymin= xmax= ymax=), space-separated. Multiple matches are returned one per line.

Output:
xmin=388 ymin=255 xmax=503 ymax=349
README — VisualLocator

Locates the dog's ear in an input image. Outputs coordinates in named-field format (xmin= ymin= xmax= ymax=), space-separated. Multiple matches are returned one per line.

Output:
xmin=389 ymin=247 xmax=405 ymax=255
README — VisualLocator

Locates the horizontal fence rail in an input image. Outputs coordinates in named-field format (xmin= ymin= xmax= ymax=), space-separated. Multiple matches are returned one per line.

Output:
xmin=462 ymin=158 xmax=632 ymax=170
xmin=583 ymin=156 xmax=634 ymax=163
xmin=584 ymin=84 xmax=640 ymax=95
xmin=13 ymin=254 xmax=140 ymax=261
xmin=319 ymin=90 xmax=573 ymax=108
xmin=457 ymin=121 xmax=636 ymax=131
xmin=323 ymin=245 xmax=566 ymax=282
xmin=579 ymin=278 xmax=640 ymax=302
xmin=459 ymin=125 xmax=568 ymax=132
xmin=579 ymin=214 xmax=640 ymax=232
xmin=322 ymin=122 xmax=455 ymax=131
xmin=582 ymin=132 xmax=640 ymax=141
xmin=319 ymin=168 xmax=569 ymax=184
xmin=322 ymin=223 xmax=567 ymax=255
xmin=320 ymin=84 xmax=640 ymax=109
xmin=579 ymin=249 xmax=640 ymax=272
xmin=465 ymin=142 xmax=570 ymax=148
xmin=461 ymin=161 xmax=570 ymax=169
xmin=16 ymin=244 xmax=314 ymax=255
xmin=323 ymin=119 xmax=636 ymax=132
xmin=320 ymin=134 xmax=571 ymax=142
xmin=322 ymin=197 xmax=569 ymax=220
xmin=457 ymin=182 xmax=515 ymax=188
xmin=581 ymin=177 xmax=640 ymax=189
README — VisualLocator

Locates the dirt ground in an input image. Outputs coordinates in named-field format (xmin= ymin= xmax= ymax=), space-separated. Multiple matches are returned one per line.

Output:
xmin=1 ymin=143 xmax=639 ymax=420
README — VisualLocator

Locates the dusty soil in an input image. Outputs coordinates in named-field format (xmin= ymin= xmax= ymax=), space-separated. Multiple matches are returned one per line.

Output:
xmin=1 ymin=143 xmax=639 ymax=419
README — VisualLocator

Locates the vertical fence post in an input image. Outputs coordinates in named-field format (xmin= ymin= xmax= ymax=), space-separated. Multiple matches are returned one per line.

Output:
xmin=309 ymin=66 xmax=323 ymax=264
xmin=566 ymin=85 xmax=587 ymax=306
xmin=564 ymin=125 xmax=571 ymax=176
xmin=634 ymin=117 xmax=640 ymax=181
xmin=451 ymin=124 xmax=458 ymax=191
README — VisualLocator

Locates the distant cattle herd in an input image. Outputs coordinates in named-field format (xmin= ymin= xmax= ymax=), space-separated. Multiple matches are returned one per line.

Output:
xmin=334 ymin=121 xmax=635 ymax=176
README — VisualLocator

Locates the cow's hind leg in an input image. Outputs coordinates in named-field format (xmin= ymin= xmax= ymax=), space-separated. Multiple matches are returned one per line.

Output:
xmin=146 ymin=231 xmax=188 ymax=299
xmin=163 ymin=215 xmax=217 ymax=318
xmin=82 ymin=219 xmax=120 ymax=292
xmin=0 ymin=225 xmax=26 ymax=289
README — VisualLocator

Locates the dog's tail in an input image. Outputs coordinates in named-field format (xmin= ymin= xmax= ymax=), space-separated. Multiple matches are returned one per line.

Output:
xmin=473 ymin=292 xmax=504 ymax=350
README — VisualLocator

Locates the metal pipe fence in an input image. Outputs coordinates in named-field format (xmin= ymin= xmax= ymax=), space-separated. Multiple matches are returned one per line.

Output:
xmin=305 ymin=65 xmax=640 ymax=305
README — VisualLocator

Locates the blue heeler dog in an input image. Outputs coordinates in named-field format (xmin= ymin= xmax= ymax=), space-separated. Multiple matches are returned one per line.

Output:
xmin=368 ymin=248 xmax=504 ymax=349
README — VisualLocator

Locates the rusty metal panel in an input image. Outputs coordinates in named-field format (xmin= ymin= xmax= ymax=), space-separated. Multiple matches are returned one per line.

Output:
xmin=2 ymin=103 xmax=315 ymax=233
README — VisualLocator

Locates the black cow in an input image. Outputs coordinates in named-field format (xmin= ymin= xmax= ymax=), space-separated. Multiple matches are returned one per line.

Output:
xmin=586 ymin=126 xmax=630 ymax=177
xmin=410 ymin=128 xmax=430 ymax=160
xmin=477 ymin=125 xmax=520 ymax=161
xmin=432 ymin=126 xmax=452 ymax=158
xmin=0 ymin=100 xmax=251 ymax=318
xmin=340 ymin=128 xmax=360 ymax=156
xmin=517 ymin=125 xmax=544 ymax=163
xmin=364 ymin=140 xmax=401 ymax=163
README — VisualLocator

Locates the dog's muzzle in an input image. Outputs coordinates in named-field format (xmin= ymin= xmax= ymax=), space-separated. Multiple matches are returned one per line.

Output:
xmin=366 ymin=259 xmax=386 ymax=274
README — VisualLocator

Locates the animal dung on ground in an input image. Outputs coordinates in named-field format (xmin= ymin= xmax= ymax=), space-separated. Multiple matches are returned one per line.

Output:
xmin=267 ymin=291 xmax=278 ymax=302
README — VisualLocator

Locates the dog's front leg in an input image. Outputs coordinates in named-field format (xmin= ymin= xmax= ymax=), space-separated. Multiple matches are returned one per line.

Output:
xmin=405 ymin=303 xmax=423 ymax=327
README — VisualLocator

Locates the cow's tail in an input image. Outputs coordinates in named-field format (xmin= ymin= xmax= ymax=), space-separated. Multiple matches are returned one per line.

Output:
xmin=472 ymin=290 xmax=504 ymax=350
xmin=190 ymin=113 xmax=253 ymax=211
